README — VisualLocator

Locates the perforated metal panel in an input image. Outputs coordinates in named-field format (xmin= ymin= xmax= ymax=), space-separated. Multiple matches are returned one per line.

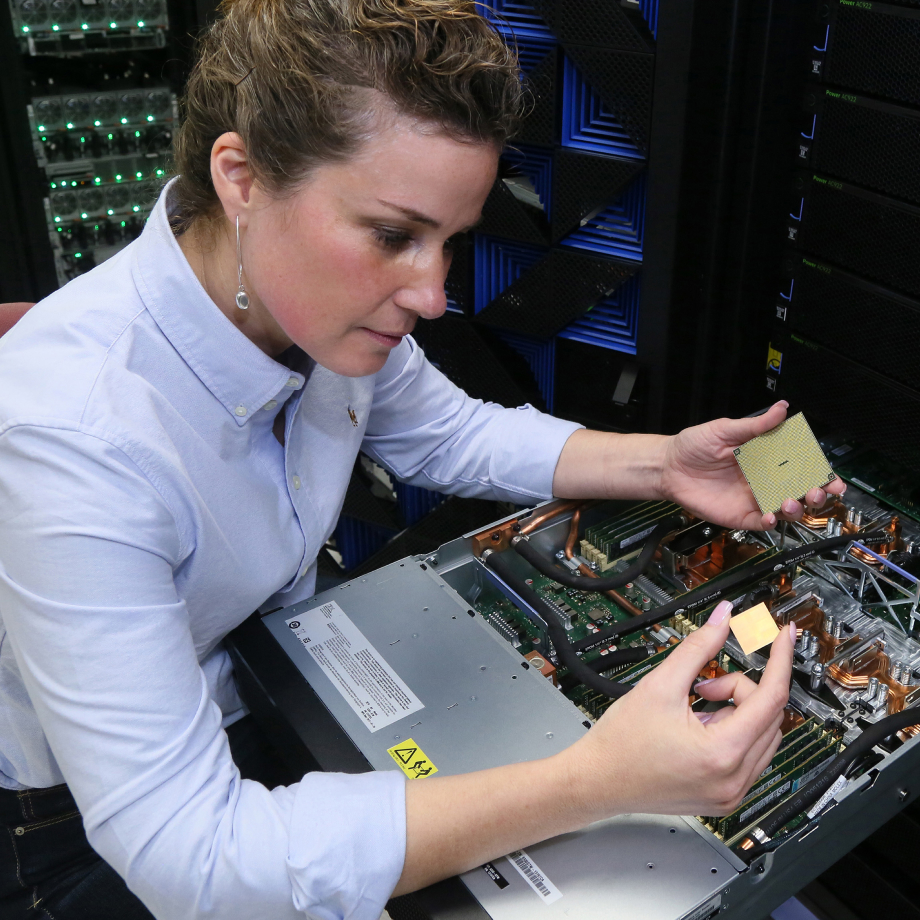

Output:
xmin=786 ymin=256 xmax=920 ymax=393
xmin=826 ymin=1 xmax=920 ymax=106
xmin=813 ymin=90 xmax=920 ymax=204
xmin=775 ymin=333 xmax=920 ymax=475
xmin=550 ymin=150 xmax=645 ymax=242
xmin=798 ymin=175 xmax=920 ymax=298
xmin=474 ymin=248 xmax=639 ymax=338
xmin=562 ymin=45 xmax=654 ymax=154
xmin=518 ymin=43 xmax=559 ymax=148
xmin=532 ymin=0 xmax=654 ymax=52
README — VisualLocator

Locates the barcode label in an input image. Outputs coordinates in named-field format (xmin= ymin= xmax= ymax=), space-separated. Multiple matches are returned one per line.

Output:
xmin=807 ymin=775 xmax=848 ymax=819
xmin=505 ymin=849 xmax=562 ymax=904
xmin=621 ymin=524 xmax=655 ymax=550
xmin=681 ymin=894 xmax=722 ymax=920
xmin=739 ymin=780 xmax=790 ymax=825
xmin=850 ymin=477 xmax=876 ymax=493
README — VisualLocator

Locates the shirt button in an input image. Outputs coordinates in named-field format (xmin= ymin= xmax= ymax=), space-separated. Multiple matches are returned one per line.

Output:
xmin=234 ymin=405 xmax=247 ymax=417
xmin=14 ymin=827 xmax=24 ymax=836
xmin=292 ymin=475 xmax=301 ymax=490
xmin=263 ymin=400 xmax=278 ymax=411
xmin=286 ymin=376 xmax=300 ymax=388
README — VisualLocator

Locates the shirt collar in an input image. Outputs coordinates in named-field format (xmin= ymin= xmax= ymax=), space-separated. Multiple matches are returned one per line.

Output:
xmin=131 ymin=179 xmax=304 ymax=425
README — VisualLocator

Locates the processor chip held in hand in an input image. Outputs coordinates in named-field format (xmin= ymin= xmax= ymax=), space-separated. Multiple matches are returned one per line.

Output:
xmin=733 ymin=412 xmax=836 ymax=516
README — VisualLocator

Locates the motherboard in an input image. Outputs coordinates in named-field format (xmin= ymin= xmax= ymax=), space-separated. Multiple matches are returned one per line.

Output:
xmin=467 ymin=472 xmax=920 ymax=858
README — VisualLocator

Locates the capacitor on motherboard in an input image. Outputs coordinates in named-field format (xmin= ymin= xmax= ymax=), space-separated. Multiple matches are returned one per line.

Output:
xmin=640 ymin=596 xmax=652 ymax=611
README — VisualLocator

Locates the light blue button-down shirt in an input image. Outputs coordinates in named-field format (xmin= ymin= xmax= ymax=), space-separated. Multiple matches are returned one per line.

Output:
xmin=0 ymin=182 xmax=581 ymax=920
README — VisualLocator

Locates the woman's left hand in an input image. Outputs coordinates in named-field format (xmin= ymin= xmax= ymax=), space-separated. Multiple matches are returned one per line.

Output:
xmin=659 ymin=400 xmax=846 ymax=531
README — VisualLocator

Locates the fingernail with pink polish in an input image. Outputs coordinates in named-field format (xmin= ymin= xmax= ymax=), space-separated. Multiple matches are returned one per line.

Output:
xmin=789 ymin=623 xmax=797 ymax=646
xmin=696 ymin=677 xmax=717 ymax=688
xmin=696 ymin=712 xmax=714 ymax=724
xmin=707 ymin=599 xmax=733 ymax=626
xmin=776 ymin=400 xmax=789 ymax=409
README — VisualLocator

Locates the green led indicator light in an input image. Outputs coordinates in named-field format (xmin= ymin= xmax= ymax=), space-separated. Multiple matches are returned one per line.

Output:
xmin=107 ymin=209 xmax=114 ymax=215
xmin=80 ymin=136 xmax=85 ymax=143
xmin=74 ymin=252 xmax=82 ymax=258
xmin=54 ymin=216 xmax=61 ymax=222
xmin=81 ymin=22 xmax=88 ymax=29
xmin=115 ymin=174 xmax=122 ymax=181
xmin=121 ymin=221 xmax=126 ymax=227
xmin=107 ymin=133 xmax=113 ymax=140
xmin=134 ymin=130 xmax=141 ymax=137
xmin=57 ymin=227 xmax=62 ymax=232
xmin=50 ymin=182 xmax=57 ymax=189
xmin=41 ymin=136 xmax=47 ymax=141
xmin=109 ymin=21 xmax=117 ymax=28
xmin=21 ymin=25 xmax=29 ymax=32
xmin=94 ymin=177 xmax=101 ymax=184
xmin=120 ymin=117 xmax=128 ymax=124
xmin=37 ymin=125 xmax=45 ymax=132
xmin=137 ymin=20 xmax=145 ymax=27
xmin=133 ymin=205 xmax=140 ymax=212
xmin=80 ymin=212 xmax=88 ymax=219
xmin=156 ymin=169 xmax=164 ymax=176
xmin=94 ymin=120 xmax=101 ymax=126
xmin=135 ymin=171 xmax=142 ymax=179
xmin=66 ymin=122 xmax=74 ymax=129
xmin=146 ymin=114 xmax=154 ymax=122
xmin=51 ymin=24 xmax=60 ymax=31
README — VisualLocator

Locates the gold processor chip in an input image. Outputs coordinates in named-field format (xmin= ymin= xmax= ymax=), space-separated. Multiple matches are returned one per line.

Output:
xmin=729 ymin=602 xmax=780 ymax=656
xmin=733 ymin=412 xmax=836 ymax=516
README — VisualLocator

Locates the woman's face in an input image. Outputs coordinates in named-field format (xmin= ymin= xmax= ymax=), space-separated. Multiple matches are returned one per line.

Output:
xmin=241 ymin=115 xmax=499 ymax=376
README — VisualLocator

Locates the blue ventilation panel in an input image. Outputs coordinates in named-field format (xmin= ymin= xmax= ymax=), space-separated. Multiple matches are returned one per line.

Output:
xmin=495 ymin=331 xmax=556 ymax=411
xmin=515 ymin=33 xmax=557 ymax=73
xmin=561 ymin=57 xmax=644 ymax=160
xmin=639 ymin=0 xmax=659 ymax=38
xmin=476 ymin=0 xmax=554 ymax=41
xmin=502 ymin=144 xmax=553 ymax=216
xmin=559 ymin=175 xmax=646 ymax=261
xmin=474 ymin=235 xmax=545 ymax=312
xmin=558 ymin=274 xmax=641 ymax=355
xmin=396 ymin=482 xmax=445 ymax=527
xmin=333 ymin=516 xmax=395 ymax=571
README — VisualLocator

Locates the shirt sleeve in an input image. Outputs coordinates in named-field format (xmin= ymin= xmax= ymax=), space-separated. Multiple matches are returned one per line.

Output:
xmin=362 ymin=336 xmax=583 ymax=503
xmin=0 ymin=423 xmax=406 ymax=920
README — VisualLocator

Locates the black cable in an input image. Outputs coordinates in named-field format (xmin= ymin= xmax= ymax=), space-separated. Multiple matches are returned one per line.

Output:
xmin=741 ymin=708 xmax=920 ymax=853
xmin=482 ymin=547 xmax=632 ymax=699
xmin=511 ymin=515 xmax=681 ymax=592
xmin=571 ymin=530 xmax=891 ymax=654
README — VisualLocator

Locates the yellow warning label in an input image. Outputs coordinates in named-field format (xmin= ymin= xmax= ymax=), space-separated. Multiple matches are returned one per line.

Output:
xmin=767 ymin=344 xmax=783 ymax=373
xmin=387 ymin=738 xmax=438 ymax=779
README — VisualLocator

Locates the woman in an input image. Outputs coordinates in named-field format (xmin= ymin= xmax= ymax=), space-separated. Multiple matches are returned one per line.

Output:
xmin=0 ymin=1 xmax=842 ymax=917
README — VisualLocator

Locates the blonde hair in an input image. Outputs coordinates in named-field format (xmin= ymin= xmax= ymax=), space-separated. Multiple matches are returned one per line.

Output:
xmin=171 ymin=0 xmax=523 ymax=233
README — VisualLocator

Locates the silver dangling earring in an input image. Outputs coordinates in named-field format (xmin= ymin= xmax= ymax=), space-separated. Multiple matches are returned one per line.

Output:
xmin=235 ymin=215 xmax=250 ymax=310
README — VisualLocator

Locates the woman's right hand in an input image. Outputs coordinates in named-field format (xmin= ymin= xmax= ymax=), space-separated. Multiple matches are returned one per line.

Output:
xmin=565 ymin=600 xmax=794 ymax=821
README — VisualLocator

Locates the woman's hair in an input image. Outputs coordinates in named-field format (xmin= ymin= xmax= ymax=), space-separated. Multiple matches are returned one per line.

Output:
xmin=171 ymin=0 xmax=523 ymax=233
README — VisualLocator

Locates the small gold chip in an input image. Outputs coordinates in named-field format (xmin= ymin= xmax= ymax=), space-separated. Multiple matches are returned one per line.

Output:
xmin=729 ymin=602 xmax=781 ymax=656
xmin=733 ymin=412 xmax=836 ymax=515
